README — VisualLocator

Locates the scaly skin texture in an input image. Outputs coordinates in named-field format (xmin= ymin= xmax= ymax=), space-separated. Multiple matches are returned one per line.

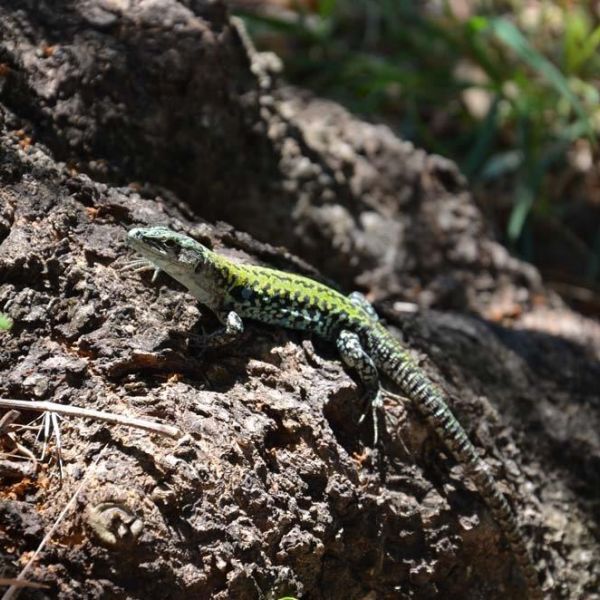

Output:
xmin=127 ymin=226 xmax=543 ymax=599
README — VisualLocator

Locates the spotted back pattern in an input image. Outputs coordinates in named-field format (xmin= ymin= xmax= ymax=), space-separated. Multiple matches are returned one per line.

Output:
xmin=216 ymin=260 xmax=375 ymax=340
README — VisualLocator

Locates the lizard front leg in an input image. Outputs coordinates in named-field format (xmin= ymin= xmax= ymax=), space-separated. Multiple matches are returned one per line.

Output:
xmin=336 ymin=329 xmax=383 ymax=443
xmin=196 ymin=310 xmax=244 ymax=348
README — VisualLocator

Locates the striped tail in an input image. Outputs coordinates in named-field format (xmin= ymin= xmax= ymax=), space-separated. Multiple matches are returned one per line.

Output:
xmin=390 ymin=358 xmax=543 ymax=599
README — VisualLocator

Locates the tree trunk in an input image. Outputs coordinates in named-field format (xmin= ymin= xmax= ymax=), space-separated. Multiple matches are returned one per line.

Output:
xmin=1 ymin=2 xmax=598 ymax=599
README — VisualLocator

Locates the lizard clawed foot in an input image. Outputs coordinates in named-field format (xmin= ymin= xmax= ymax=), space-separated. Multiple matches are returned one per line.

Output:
xmin=358 ymin=391 xmax=384 ymax=446
xmin=118 ymin=257 xmax=160 ymax=279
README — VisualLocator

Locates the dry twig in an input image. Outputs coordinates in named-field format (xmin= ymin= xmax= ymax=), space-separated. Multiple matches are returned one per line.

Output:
xmin=0 ymin=399 xmax=181 ymax=439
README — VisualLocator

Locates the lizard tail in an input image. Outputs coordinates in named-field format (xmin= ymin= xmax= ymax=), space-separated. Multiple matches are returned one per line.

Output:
xmin=391 ymin=359 xmax=544 ymax=599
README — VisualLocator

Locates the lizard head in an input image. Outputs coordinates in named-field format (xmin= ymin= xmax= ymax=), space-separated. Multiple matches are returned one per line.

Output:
xmin=127 ymin=227 xmax=211 ymax=271
xmin=127 ymin=227 xmax=222 ymax=306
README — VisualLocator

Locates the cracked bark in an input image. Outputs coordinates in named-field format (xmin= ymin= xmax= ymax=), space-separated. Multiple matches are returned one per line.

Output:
xmin=1 ymin=2 xmax=599 ymax=599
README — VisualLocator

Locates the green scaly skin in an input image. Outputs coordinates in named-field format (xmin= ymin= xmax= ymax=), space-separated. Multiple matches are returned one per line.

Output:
xmin=127 ymin=226 xmax=543 ymax=599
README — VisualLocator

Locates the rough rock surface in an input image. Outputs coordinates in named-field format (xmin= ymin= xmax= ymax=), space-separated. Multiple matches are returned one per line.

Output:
xmin=0 ymin=2 xmax=599 ymax=599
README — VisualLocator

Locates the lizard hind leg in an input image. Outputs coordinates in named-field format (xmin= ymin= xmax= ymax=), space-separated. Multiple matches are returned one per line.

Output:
xmin=336 ymin=329 xmax=384 ymax=444
xmin=348 ymin=292 xmax=379 ymax=321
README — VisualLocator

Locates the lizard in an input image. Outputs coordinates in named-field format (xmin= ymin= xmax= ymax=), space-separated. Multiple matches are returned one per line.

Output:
xmin=126 ymin=225 xmax=543 ymax=599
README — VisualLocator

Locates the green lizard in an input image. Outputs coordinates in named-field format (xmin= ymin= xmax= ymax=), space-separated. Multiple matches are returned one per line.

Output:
xmin=127 ymin=226 xmax=543 ymax=599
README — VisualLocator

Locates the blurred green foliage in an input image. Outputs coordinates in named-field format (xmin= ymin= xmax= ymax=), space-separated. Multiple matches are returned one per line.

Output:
xmin=239 ymin=0 xmax=600 ymax=282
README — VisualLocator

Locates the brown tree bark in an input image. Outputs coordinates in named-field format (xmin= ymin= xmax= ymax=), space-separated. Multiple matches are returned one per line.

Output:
xmin=1 ymin=2 xmax=599 ymax=599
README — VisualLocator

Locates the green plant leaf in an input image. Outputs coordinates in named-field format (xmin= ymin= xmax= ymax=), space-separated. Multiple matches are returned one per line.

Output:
xmin=318 ymin=0 xmax=337 ymax=19
xmin=463 ymin=95 xmax=500 ymax=177
xmin=508 ymin=184 xmax=535 ymax=242
xmin=573 ymin=25 xmax=600 ymax=73
xmin=479 ymin=150 xmax=523 ymax=181
xmin=489 ymin=17 xmax=594 ymax=140
xmin=0 ymin=313 xmax=13 ymax=331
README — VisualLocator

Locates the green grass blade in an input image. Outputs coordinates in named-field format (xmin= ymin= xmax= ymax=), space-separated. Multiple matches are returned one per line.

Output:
xmin=463 ymin=95 xmax=500 ymax=177
xmin=508 ymin=184 xmax=535 ymax=242
xmin=574 ymin=24 xmax=600 ymax=72
xmin=489 ymin=18 xmax=594 ymax=140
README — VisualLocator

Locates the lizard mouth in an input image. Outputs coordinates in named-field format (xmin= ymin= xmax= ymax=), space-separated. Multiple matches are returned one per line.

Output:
xmin=127 ymin=227 xmax=176 ymax=259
